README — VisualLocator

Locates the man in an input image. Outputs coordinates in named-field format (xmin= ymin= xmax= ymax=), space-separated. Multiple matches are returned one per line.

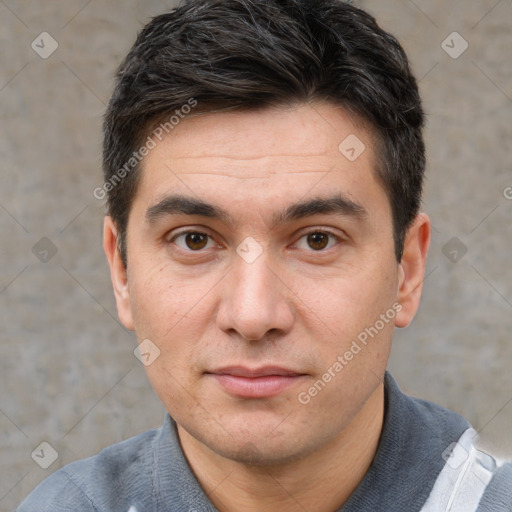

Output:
xmin=18 ymin=0 xmax=512 ymax=511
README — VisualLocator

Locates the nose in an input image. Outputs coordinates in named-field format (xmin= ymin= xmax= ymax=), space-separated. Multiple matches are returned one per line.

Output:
xmin=216 ymin=248 xmax=295 ymax=342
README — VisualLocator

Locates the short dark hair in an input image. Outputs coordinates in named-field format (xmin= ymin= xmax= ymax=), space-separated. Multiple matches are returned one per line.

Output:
xmin=103 ymin=0 xmax=425 ymax=266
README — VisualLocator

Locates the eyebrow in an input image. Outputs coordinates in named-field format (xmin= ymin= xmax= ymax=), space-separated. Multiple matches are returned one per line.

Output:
xmin=145 ymin=193 xmax=367 ymax=229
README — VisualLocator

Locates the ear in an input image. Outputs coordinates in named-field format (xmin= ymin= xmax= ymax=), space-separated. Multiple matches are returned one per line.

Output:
xmin=103 ymin=216 xmax=135 ymax=330
xmin=395 ymin=213 xmax=431 ymax=328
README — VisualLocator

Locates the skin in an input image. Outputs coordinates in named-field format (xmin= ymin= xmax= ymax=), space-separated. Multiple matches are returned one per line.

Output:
xmin=104 ymin=102 xmax=430 ymax=511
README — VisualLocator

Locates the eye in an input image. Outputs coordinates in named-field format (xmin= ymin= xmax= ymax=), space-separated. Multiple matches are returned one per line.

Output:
xmin=295 ymin=230 xmax=340 ymax=251
xmin=170 ymin=231 xmax=216 ymax=251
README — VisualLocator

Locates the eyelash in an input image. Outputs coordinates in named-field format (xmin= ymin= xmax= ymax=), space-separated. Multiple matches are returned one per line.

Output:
xmin=168 ymin=228 xmax=342 ymax=253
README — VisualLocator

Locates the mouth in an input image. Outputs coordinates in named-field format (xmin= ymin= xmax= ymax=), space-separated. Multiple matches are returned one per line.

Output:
xmin=206 ymin=366 xmax=307 ymax=398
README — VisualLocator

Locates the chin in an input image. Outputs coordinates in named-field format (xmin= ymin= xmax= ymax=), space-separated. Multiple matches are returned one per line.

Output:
xmin=185 ymin=413 xmax=325 ymax=467
xmin=207 ymin=436 xmax=311 ymax=467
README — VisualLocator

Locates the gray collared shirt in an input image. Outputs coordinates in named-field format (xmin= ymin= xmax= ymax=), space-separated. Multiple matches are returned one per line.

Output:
xmin=17 ymin=373 xmax=512 ymax=511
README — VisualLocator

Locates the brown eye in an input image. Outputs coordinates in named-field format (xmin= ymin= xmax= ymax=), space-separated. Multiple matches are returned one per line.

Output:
xmin=185 ymin=233 xmax=208 ymax=250
xmin=172 ymin=231 xmax=214 ymax=251
xmin=307 ymin=232 xmax=329 ymax=250
xmin=295 ymin=231 xmax=339 ymax=252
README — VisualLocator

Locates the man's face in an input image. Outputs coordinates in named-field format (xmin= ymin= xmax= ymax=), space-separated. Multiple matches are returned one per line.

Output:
xmin=107 ymin=102 xmax=417 ymax=465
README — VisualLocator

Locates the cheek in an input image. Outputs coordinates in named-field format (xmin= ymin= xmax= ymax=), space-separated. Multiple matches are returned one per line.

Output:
xmin=298 ymin=263 xmax=398 ymax=397
xmin=128 ymin=260 xmax=207 ymax=333
xmin=303 ymin=265 xmax=398 ymax=339
xmin=128 ymin=265 xmax=219 ymax=373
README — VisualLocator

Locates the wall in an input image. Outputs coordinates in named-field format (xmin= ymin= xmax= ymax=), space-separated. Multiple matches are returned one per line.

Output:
xmin=0 ymin=0 xmax=511 ymax=509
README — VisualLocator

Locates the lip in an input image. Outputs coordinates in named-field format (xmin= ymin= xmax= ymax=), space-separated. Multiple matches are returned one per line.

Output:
xmin=206 ymin=366 xmax=306 ymax=398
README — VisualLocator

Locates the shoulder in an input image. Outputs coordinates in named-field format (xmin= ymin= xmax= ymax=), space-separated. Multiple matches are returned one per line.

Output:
xmin=477 ymin=460 xmax=512 ymax=511
xmin=17 ymin=426 xmax=160 ymax=512
xmin=384 ymin=372 xmax=471 ymax=450
xmin=16 ymin=468 xmax=95 ymax=512
xmin=382 ymin=374 xmax=512 ymax=511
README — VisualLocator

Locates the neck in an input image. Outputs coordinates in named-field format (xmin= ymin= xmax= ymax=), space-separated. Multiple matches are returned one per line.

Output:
xmin=178 ymin=383 xmax=384 ymax=512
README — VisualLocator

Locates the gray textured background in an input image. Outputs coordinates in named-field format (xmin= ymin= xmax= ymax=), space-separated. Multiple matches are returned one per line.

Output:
xmin=1 ymin=0 xmax=511 ymax=509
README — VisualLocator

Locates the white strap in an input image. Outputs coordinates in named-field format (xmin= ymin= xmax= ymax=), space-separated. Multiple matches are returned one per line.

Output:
xmin=420 ymin=428 xmax=498 ymax=512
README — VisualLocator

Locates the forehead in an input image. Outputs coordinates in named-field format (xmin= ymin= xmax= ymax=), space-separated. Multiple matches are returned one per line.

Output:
xmin=149 ymin=102 xmax=373 ymax=164
xmin=131 ymin=102 xmax=388 ymax=225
